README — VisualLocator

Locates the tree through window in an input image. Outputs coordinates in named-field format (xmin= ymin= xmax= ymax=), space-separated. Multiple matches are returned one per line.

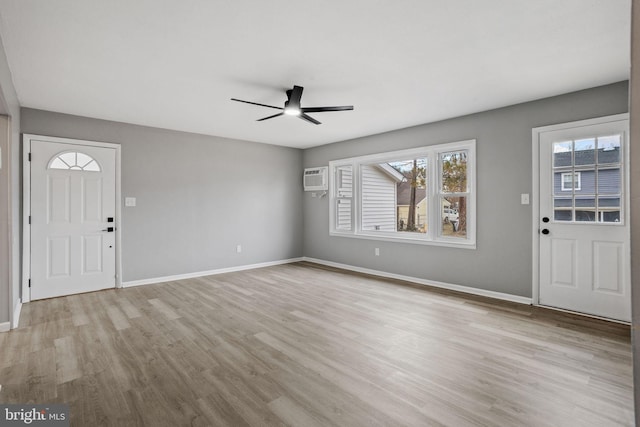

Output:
xmin=439 ymin=150 xmax=468 ymax=238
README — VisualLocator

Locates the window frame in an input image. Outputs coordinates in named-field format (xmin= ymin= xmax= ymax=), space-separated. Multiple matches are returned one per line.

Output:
xmin=329 ymin=139 xmax=476 ymax=249
xmin=560 ymin=171 xmax=581 ymax=191
xmin=334 ymin=164 xmax=354 ymax=231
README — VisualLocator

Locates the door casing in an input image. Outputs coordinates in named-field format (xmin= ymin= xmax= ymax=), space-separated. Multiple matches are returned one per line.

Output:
xmin=531 ymin=113 xmax=630 ymax=322
xmin=22 ymin=134 xmax=122 ymax=303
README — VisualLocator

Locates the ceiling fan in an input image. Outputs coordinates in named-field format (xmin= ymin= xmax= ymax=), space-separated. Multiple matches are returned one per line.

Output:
xmin=231 ymin=85 xmax=353 ymax=125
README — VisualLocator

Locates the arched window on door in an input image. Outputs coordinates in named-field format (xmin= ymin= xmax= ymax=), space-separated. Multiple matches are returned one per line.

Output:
xmin=48 ymin=151 xmax=101 ymax=172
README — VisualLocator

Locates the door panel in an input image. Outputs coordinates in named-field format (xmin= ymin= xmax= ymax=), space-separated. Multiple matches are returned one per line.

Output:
xmin=48 ymin=236 xmax=70 ymax=277
xmin=31 ymin=140 xmax=116 ymax=300
xmin=550 ymin=238 xmax=576 ymax=287
xmin=48 ymin=175 xmax=70 ymax=222
xmin=592 ymin=241 xmax=623 ymax=294
xmin=82 ymin=177 xmax=103 ymax=222
xmin=82 ymin=235 xmax=103 ymax=274
xmin=538 ymin=117 xmax=630 ymax=321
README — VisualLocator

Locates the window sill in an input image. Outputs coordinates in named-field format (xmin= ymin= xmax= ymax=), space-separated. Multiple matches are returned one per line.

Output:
xmin=329 ymin=231 xmax=476 ymax=250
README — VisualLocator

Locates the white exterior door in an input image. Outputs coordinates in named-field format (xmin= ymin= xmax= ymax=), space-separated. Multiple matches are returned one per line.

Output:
xmin=30 ymin=139 xmax=117 ymax=300
xmin=538 ymin=116 xmax=630 ymax=322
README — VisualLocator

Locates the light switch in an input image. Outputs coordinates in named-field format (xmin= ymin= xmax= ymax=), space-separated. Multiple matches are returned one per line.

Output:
xmin=521 ymin=193 xmax=530 ymax=205
xmin=125 ymin=197 xmax=136 ymax=207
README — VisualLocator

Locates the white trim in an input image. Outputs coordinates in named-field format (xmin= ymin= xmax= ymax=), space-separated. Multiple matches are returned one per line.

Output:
xmin=531 ymin=113 xmax=630 ymax=308
xmin=302 ymin=257 xmax=532 ymax=305
xmin=0 ymin=321 xmax=9 ymax=333
xmin=328 ymin=231 xmax=476 ymax=249
xmin=12 ymin=299 xmax=21 ymax=329
xmin=122 ymin=258 xmax=304 ymax=288
xmin=531 ymin=126 xmax=541 ymax=305
xmin=4 ymin=117 xmax=15 ymax=334
xmin=22 ymin=134 xmax=123 ymax=302
xmin=22 ymin=138 xmax=30 ymax=301
xmin=532 ymin=113 xmax=629 ymax=135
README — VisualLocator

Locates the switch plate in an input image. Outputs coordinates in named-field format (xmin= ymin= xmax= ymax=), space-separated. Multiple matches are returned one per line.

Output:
xmin=236 ymin=245 xmax=242 ymax=253
xmin=125 ymin=197 xmax=136 ymax=207
xmin=521 ymin=193 xmax=530 ymax=205
xmin=374 ymin=248 xmax=380 ymax=256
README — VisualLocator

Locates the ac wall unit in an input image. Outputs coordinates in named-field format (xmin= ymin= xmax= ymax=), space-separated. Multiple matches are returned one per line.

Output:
xmin=303 ymin=167 xmax=328 ymax=191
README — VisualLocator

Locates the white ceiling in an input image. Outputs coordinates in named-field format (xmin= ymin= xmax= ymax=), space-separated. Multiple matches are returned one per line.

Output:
xmin=0 ymin=1 xmax=630 ymax=149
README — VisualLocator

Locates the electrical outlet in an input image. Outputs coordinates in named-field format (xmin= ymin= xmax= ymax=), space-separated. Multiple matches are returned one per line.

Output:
xmin=375 ymin=248 xmax=380 ymax=256
xmin=236 ymin=244 xmax=242 ymax=253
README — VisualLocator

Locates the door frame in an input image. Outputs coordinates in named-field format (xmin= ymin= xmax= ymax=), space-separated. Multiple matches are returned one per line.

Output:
xmin=531 ymin=113 xmax=630 ymax=315
xmin=22 ymin=134 xmax=122 ymax=303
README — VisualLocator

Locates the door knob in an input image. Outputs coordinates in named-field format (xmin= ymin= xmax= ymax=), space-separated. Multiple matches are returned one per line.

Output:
xmin=541 ymin=229 xmax=550 ymax=235
xmin=542 ymin=217 xmax=550 ymax=223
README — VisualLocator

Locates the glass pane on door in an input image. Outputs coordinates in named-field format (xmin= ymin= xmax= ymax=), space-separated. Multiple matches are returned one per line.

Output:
xmin=551 ymin=134 xmax=623 ymax=224
xmin=597 ymin=167 xmax=621 ymax=194
xmin=574 ymin=138 xmax=596 ymax=165
xmin=553 ymin=141 xmax=572 ymax=167
xmin=597 ymin=135 xmax=621 ymax=164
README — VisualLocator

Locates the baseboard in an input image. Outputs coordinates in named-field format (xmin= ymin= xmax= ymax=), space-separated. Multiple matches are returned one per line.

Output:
xmin=12 ymin=299 xmax=22 ymax=329
xmin=0 ymin=299 xmax=21 ymax=333
xmin=121 ymin=257 xmax=304 ymax=288
xmin=302 ymin=257 xmax=532 ymax=305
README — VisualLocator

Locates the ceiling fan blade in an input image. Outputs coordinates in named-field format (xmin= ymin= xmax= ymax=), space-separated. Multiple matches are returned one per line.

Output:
xmin=231 ymin=98 xmax=283 ymax=110
xmin=288 ymin=85 xmax=304 ymax=110
xmin=257 ymin=112 xmax=284 ymax=121
xmin=299 ymin=113 xmax=321 ymax=125
xmin=301 ymin=106 xmax=354 ymax=113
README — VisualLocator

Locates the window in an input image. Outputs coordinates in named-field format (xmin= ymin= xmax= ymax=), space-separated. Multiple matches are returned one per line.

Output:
xmin=329 ymin=140 xmax=475 ymax=248
xmin=334 ymin=165 xmax=353 ymax=230
xmin=560 ymin=172 xmax=581 ymax=191
xmin=553 ymin=135 xmax=622 ymax=223
xmin=438 ymin=150 xmax=469 ymax=238
xmin=49 ymin=151 xmax=101 ymax=171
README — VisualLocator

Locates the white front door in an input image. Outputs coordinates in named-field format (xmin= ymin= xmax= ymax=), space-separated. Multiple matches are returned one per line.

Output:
xmin=30 ymin=139 xmax=117 ymax=300
xmin=537 ymin=116 xmax=630 ymax=322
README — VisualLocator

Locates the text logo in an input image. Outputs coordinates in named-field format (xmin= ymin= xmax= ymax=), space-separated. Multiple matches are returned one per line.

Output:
xmin=1 ymin=405 xmax=69 ymax=426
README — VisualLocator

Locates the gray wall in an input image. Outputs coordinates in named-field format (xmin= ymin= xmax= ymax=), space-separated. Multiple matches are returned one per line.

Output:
xmin=21 ymin=109 xmax=303 ymax=283
xmin=0 ymin=30 xmax=20 ymax=326
xmin=303 ymin=81 xmax=629 ymax=298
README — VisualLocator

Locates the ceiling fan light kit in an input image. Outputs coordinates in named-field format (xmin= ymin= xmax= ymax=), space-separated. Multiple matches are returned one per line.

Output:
xmin=284 ymin=106 xmax=301 ymax=116
xmin=231 ymin=85 xmax=353 ymax=125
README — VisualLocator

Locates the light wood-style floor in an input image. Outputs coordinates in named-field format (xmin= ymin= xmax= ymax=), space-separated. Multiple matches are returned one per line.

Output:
xmin=0 ymin=262 xmax=633 ymax=426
